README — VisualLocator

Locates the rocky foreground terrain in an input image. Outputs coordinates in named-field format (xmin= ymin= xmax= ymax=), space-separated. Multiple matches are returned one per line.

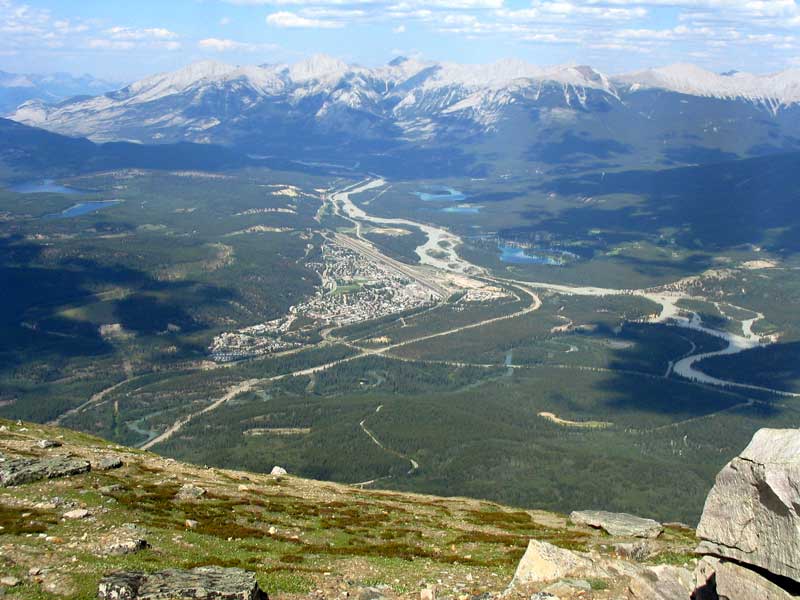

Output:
xmin=0 ymin=419 xmax=795 ymax=599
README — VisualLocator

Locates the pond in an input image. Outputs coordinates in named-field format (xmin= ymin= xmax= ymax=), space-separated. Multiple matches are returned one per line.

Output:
xmin=499 ymin=244 xmax=563 ymax=265
xmin=44 ymin=200 xmax=123 ymax=219
xmin=442 ymin=205 xmax=481 ymax=214
xmin=413 ymin=186 xmax=467 ymax=202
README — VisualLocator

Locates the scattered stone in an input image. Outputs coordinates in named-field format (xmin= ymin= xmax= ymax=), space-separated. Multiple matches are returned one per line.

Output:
xmin=270 ymin=466 xmax=287 ymax=476
xmin=106 ymin=538 xmax=149 ymax=555
xmin=357 ymin=587 xmax=387 ymax=600
xmin=421 ymin=586 xmax=435 ymax=600
xmin=695 ymin=428 xmax=800 ymax=583
xmin=41 ymin=572 xmax=76 ymax=597
xmin=511 ymin=540 xmax=597 ymax=585
xmin=0 ymin=456 xmax=90 ymax=487
xmin=268 ymin=526 xmax=277 ymax=535
xmin=99 ymin=484 xmax=124 ymax=494
xmin=628 ymin=565 xmax=693 ymax=599
xmin=97 ymin=527 xmax=150 ymax=555
xmin=613 ymin=541 xmax=653 ymax=561
xmin=36 ymin=439 xmax=62 ymax=449
xmin=569 ymin=510 xmax=663 ymax=539
xmin=529 ymin=594 xmax=556 ymax=600
xmin=97 ymin=566 xmax=267 ymax=600
xmin=0 ymin=577 xmax=18 ymax=588
xmin=175 ymin=483 xmax=206 ymax=501
xmin=95 ymin=456 xmax=123 ymax=471
xmin=63 ymin=509 xmax=90 ymax=520
xmin=185 ymin=519 xmax=199 ymax=529
xmin=693 ymin=556 xmax=794 ymax=600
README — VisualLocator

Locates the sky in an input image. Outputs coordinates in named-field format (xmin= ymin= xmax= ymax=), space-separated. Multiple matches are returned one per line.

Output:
xmin=1 ymin=0 xmax=799 ymax=81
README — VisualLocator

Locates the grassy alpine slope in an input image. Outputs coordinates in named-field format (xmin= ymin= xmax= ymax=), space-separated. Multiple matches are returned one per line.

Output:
xmin=0 ymin=419 xmax=697 ymax=600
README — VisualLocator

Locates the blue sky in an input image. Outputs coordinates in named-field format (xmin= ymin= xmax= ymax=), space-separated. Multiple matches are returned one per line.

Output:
xmin=1 ymin=0 xmax=799 ymax=80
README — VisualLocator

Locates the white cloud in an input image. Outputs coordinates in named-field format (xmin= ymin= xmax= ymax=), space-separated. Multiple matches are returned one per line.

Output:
xmin=106 ymin=26 xmax=179 ymax=41
xmin=198 ymin=37 xmax=277 ymax=52
xmin=199 ymin=37 xmax=244 ymax=51
xmin=266 ymin=10 xmax=344 ymax=27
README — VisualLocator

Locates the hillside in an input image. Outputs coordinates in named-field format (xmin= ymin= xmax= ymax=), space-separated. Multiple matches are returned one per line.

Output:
xmin=0 ymin=118 xmax=252 ymax=176
xmin=0 ymin=419 xmax=698 ymax=599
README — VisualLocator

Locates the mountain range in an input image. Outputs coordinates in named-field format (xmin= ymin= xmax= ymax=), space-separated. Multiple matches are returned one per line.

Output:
xmin=8 ymin=56 xmax=800 ymax=175
xmin=0 ymin=70 xmax=120 ymax=116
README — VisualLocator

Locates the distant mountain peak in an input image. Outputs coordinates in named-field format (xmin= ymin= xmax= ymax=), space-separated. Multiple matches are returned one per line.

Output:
xmin=9 ymin=55 xmax=800 ymax=150
xmin=289 ymin=54 xmax=349 ymax=83
xmin=615 ymin=63 xmax=800 ymax=108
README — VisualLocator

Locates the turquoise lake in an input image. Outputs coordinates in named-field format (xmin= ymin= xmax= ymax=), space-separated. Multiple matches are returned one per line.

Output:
xmin=413 ymin=187 xmax=467 ymax=202
xmin=499 ymin=245 xmax=562 ymax=265
xmin=44 ymin=201 xmax=123 ymax=219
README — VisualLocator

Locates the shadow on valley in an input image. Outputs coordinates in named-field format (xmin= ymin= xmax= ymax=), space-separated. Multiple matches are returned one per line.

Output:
xmin=538 ymin=151 xmax=800 ymax=255
xmin=696 ymin=341 xmax=800 ymax=394
xmin=0 ymin=236 xmax=234 ymax=373
xmin=582 ymin=321 xmax=781 ymax=418
xmin=528 ymin=131 xmax=633 ymax=164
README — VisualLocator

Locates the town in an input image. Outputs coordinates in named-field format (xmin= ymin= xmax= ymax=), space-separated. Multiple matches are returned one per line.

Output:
xmin=209 ymin=241 xmax=441 ymax=361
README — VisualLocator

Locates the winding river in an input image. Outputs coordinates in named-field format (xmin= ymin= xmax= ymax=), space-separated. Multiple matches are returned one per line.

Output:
xmin=330 ymin=178 xmax=796 ymax=398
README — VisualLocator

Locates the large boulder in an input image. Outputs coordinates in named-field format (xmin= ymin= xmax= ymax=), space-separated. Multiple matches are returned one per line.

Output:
xmin=628 ymin=565 xmax=693 ymax=600
xmin=0 ymin=456 xmax=90 ymax=487
xmin=693 ymin=556 xmax=795 ymax=600
xmin=511 ymin=539 xmax=602 ymax=585
xmin=696 ymin=428 xmax=800 ymax=583
xmin=98 ymin=566 xmax=267 ymax=599
xmin=570 ymin=510 xmax=663 ymax=539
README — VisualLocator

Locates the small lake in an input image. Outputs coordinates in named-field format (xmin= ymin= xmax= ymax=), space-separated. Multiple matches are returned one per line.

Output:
xmin=442 ymin=205 xmax=481 ymax=214
xmin=413 ymin=186 xmax=467 ymax=202
xmin=43 ymin=200 xmax=123 ymax=219
xmin=499 ymin=244 xmax=563 ymax=265
xmin=9 ymin=179 xmax=86 ymax=195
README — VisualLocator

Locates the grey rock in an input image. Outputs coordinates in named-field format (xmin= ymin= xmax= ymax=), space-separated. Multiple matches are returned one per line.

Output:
xmin=63 ymin=508 xmax=90 ymax=519
xmin=696 ymin=428 xmax=800 ymax=583
xmin=569 ymin=510 xmax=663 ymax=538
xmin=104 ymin=537 xmax=149 ymax=556
xmin=511 ymin=539 xmax=602 ymax=585
xmin=97 ymin=566 xmax=267 ymax=600
xmin=358 ymin=587 xmax=388 ymax=600
xmin=36 ymin=439 xmax=62 ymax=449
xmin=175 ymin=483 xmax=206 ymax=501
xmin=0 ymin=456 xmax=90 ymax=487
xmin=613 ymin=541 xmax=653 ymax=561
xmin=628 ymin=565 xmax=693 ymax=600
xmin=96 ymin=456 xmax=124 ymax=471
xmin=693 ymin=556 xmax=795 ymax=600
xmin=270 ymin=466 xmax=287 ymax=476
xmin=99 ymin=484 xmax=124 ymax=494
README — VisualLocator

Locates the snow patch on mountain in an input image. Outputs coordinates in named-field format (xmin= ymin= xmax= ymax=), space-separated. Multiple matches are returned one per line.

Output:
xmin=617 ymin=63 xmax=800 ymax=111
